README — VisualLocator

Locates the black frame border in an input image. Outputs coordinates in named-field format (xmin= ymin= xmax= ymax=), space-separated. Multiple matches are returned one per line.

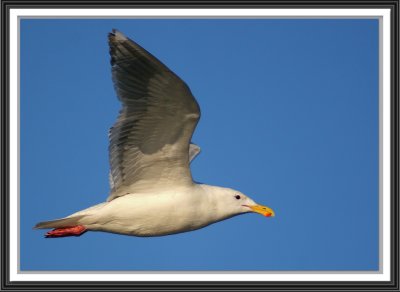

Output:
xmin=1 ymin=0 xmax=399 ymax=291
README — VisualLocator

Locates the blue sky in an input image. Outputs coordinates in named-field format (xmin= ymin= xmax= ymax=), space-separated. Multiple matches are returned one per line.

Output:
xmin=20 ymin=18 xmax=379 ymax=271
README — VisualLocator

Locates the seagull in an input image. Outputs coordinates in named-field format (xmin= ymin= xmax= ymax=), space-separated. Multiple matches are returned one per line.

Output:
xmin=34 ymin=29 xmax=275 ymax=238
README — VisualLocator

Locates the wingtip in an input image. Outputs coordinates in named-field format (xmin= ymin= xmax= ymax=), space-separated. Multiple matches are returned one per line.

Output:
xmin=110 ymin=28 xmax=119 ymax=35
xmin=108 ymin=29 xmax=127 ymax=41
xmin=108 ymin=29 xmax=116 ymax=39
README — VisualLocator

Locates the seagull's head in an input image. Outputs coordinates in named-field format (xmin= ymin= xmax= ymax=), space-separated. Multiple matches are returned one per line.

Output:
xmin=210 ymin=186 xmax=275 ymax=218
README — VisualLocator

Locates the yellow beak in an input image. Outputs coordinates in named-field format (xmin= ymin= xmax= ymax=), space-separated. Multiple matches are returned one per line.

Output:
xmin=248 ymin=204 xmax=275 ymax=217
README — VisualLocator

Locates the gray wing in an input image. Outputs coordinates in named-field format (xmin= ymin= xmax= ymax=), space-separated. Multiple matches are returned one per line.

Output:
xmin=109 ymin=142 xmax=201 ymax=191
xmin=189 ymin=143 xmax=201 ymax=162
xmin=107 ymin=30 xmax=201 ymax=201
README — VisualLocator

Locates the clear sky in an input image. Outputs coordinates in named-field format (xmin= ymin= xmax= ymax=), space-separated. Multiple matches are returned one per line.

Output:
xmin=20 ymin=18 xmax=379 ymax=271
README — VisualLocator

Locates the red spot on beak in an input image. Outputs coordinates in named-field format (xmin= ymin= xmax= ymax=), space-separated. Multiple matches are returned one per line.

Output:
xmin=265 ymin=213 xmax=272 ymax=217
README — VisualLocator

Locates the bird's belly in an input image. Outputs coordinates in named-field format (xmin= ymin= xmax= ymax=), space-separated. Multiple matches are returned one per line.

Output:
xmin=90 ymin=193 xmax=213 ymax=237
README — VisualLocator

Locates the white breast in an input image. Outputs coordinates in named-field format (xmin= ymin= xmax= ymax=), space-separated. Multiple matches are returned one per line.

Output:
xmin=84 ymin=185 xmax=225 ymax=236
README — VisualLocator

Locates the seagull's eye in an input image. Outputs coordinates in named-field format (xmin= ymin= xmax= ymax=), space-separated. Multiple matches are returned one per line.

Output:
xmin=235 ymin=195 xmax=241 ymax=200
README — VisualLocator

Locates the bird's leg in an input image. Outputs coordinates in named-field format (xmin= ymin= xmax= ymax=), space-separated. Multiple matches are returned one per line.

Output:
xmin=45 ymin=225 xmax=87 ymax=238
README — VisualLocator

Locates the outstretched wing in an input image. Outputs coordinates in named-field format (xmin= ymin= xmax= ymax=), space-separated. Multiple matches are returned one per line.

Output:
xmin=107 ymin=30 xmax=201 ymax=201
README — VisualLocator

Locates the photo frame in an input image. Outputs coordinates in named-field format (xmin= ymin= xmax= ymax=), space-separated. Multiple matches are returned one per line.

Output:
xmin=2 ymin=0 xmax=399 ymax=291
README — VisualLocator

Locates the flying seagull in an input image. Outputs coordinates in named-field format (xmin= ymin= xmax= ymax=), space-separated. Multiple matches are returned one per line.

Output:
xmin=34 ymin=29 xmax=275 ymax=238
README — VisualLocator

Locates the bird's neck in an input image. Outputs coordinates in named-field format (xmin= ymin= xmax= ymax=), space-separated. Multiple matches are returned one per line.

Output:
xmin=196 ymin=184 xmax=239 ymax=221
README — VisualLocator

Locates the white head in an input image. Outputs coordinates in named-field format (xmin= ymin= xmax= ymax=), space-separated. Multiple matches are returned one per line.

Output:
xmin=205 ymin=185 xmax=275 ymax=221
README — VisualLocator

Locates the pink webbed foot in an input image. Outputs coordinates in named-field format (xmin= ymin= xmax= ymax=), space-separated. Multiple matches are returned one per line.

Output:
xmin=45 ymin=225 xmax=87 ymax=238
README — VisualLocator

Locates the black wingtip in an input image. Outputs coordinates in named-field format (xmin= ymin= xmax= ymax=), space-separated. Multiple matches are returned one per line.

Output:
xmin=108 ymin=29 xmax=128 ymax=41
xmin=108 ymin=29 xmax=116 ymax=39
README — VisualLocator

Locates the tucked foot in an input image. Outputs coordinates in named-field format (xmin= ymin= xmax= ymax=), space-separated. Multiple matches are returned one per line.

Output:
xmin=45 ymin=225 xmax=87 ymax=238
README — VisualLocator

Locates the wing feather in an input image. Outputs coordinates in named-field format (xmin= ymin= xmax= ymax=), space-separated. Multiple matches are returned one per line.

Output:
xmin=107 ymin=30 xmax=200 ymax=201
